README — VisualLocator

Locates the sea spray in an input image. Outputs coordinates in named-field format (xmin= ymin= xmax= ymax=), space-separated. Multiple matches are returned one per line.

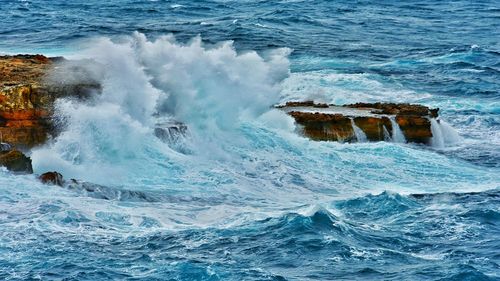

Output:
xmin=31 ymin=33 xmax=291 ymax=183
xmin=430 ymin=118 xmax=461 ymax=148
xmin=130 ymin=32 xmax=291 ymax=131
xmin=439 ymin=120 xmax=461 ymax=144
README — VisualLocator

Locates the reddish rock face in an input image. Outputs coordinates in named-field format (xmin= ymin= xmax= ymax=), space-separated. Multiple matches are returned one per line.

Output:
xmin=282 ymin=101 xmax=439 ymax=144
xmin=39 ymin=171 xmax=64 ymax=186
xmin=289 ymin=111 xmax=355 ymax=141
xmin=394 ymin=115 xmax=433 ymax=143
xmin=353 ymin=116 xmax=392 ymax=141
xmin=0 ymin=55 xmax=100 ymax=148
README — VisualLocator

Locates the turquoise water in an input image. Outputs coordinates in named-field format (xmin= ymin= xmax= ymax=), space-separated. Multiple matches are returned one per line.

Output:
xmin=0 ymin=0 xmax=499 ymax=280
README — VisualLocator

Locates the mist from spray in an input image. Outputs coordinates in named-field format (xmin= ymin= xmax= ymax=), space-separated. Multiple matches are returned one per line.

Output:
xmin=31 ymin=33 xmax=292 ymax=183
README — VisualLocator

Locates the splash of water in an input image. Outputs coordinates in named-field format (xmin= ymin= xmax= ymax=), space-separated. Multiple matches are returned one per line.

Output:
xmin=351 ymin=119 xmax=367 ymax=142
xmin=382 ymin=125 xmax=392 ymax=141
xmin=390 ymin=117 xmax=406 ymax=143
xmin=31 ymin=33 xmax=291 ymax=183
xmin=430 ymin=118 xmax=461 ymax=148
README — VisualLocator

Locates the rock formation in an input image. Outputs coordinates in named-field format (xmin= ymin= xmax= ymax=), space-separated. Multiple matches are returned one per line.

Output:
xmin=0 ymin=55 xmax=100 ymax=148
xmin=281 ymin=101 xmax=439 ymax=144
xmin=39 ymin=171 xmax=64 ymax=186
xmin=0 ymin=149 xmax=33 ymax=174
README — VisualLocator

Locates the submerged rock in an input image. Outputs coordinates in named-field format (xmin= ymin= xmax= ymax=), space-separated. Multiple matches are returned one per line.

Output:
xmin=154 ymin=119 xmax=192 ymax=154
xmin=0 ymin=149 xmax=33 ymax=174
xmin=38 ymin=174 xmax=159 ymax=202
xmin=0 ymin=55 xmax=100 ymax=148
xmin=154 ymin=120 xmax=188 ymax=144
xmin=39 ymin=171 xmax=64 ymax=186
xmin=281 ymin=101 xmax=440 ymax=144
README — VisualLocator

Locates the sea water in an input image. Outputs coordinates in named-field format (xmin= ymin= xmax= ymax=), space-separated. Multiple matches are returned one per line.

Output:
xmin=0 ymin=1 xmax=499 ymax=280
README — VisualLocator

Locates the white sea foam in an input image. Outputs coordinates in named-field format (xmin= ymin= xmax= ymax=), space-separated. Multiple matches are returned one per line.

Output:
xmin=430 ymin=118 xmax=462 ymax=148
xmin=32 ymin=32 xmax=291 ymax=183
xmin=21 ymin=34 xmax=500 ymax=231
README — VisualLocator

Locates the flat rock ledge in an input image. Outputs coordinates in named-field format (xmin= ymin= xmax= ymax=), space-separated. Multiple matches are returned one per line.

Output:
xmin=279 ymin=101 xmax=440 ymax=144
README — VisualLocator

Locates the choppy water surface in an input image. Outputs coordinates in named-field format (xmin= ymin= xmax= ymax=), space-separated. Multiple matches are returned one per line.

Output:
xmin=0 ymin=0 xmax=499 ymax=280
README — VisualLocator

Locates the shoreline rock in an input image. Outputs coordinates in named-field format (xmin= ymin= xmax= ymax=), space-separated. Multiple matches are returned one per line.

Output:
xmin=0 ymin=54 xmax=100 ymax=149
xmin=0 ymin=148 xmax=33 ymax=174
xmin=39 ymin=171 xmax=64 ymax=186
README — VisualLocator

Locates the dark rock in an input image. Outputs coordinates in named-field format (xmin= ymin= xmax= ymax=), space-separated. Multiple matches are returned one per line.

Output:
xmin=276 ymin=101 xmax=329 ymax=108
xmin=39 ymin=171 xmax=64 ymax=186
xmin=345 ymin=102 xmax=437 ymax=116
xmin=0 ymin=142 xmax=12 ymax=151
xmin=0 ymin=149 xmax=33 ymax=174
xmin=154 ymin=121 xmax=188 ymax=143
xmin=154 ymin=120 xmax=192 ymax=154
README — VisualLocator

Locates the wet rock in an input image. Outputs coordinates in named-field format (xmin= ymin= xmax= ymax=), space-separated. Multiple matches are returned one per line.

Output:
xmin=281 ymin=101 xmax=440 ymax=144
xmin=154 ymin=119 xmax=192 ymax=154
xmin=39 ymin=171 xmax=64 ymax=186
xmin=0 ymin=55 xmax=101 ymax=148
xmin=353 ymin=116 xmax=392 ymax=141
xmin=288 ymin=111 xmax=355 ymax=142
xmin=0 ymin=149 xmax=33 ymax=174
xmin=154 ymin=120 xmax=188 ymax=143
xmin=345 ymin=102 xmax=437 ymax=117
xmin=395 ymin=115 xmax=432 ymax=143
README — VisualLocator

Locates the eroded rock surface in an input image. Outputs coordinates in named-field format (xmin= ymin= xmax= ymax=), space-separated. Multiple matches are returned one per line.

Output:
xmin=0 ymin=55 xmax=100 ymax=148
xmin=0 ymin=149 xmax=33 ymax=174
xmin=281 ymin=101 xmax=439 ymax=144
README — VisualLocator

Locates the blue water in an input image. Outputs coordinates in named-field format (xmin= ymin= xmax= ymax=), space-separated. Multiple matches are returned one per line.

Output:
xmin=1 ymin=0 xmax=499 ymax=280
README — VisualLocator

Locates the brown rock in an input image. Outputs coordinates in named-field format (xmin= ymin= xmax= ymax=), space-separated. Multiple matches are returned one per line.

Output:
xmin=283 ymin=101 xmax=439 ymax=144
xmin=345 ymin=102 xmax=438 ymax=117
xmin=39 ymin=171 xmax=64 ymax=186
xmin=353 ymin=116 xmax=392 ymax=141
xmin=0 ymin=149 xmax=33 ymax=174
xmin=395 ymin=115 xmax=432 ymax=143
xmin=289 ymin=111 xmax=355 ymax=142
xmin=0 ymin=55 xmax=100 ymax=148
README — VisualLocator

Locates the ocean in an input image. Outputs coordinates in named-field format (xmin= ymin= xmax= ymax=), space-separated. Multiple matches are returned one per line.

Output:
xmin=0 ymin=0 xmax=499 ymax=280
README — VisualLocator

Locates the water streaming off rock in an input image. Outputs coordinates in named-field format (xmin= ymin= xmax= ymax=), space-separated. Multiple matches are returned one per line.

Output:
xmin=390 ymin=117 xmax=407 ymax=143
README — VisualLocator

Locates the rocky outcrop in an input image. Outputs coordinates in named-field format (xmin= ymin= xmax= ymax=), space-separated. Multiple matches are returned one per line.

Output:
xmin=154 ymin=120 xmax=188 ymax=144
xmin=288 ymin=111 xmax=356 ymax=142
xmin=39 ymin=171 xmax=64 ymax=186
xmin=281 ymin=101 xmax=439 ymax=144
xmin=0 ymin=55 xmax=100 ymax=148
xmin=0 ymin=149 xmax=33 ymax=174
